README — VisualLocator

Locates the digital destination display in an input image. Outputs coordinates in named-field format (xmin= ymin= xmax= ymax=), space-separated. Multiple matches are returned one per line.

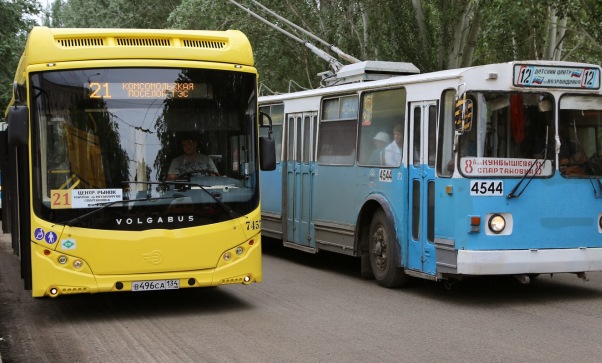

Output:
xmin=85 ymin=82 xmax=213 ymax=99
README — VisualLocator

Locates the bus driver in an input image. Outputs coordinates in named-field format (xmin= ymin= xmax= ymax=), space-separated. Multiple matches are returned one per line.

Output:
xmin=166 ymin=134 xmax=219 ymax=180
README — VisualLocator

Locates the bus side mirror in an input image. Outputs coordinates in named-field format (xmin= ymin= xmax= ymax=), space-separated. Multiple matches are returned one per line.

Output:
xmin=259 ymin=136 xmax=276 ymax=171
xmin=7 ymin=105 xmax=29 ymax=147
xmin=259 ymin=111 xmax=276 ymax=171
xmin=454 ymin=98 xmax=473 ymax=133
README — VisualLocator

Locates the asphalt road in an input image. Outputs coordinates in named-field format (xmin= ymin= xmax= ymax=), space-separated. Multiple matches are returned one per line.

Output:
xmin=1 ymin=232 xmax=602 ymax=363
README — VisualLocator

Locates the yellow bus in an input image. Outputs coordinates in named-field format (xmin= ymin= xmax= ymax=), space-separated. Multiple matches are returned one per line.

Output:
xmin=1 ymin=27 xmax=275 ymax=298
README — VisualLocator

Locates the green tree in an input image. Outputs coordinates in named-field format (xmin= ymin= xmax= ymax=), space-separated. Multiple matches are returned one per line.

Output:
xmin=12 ymin=0 xmax=602 ymax=98
xmin=56 ymin=0 xmax=182 ymax=28
xmin=0 ymin=0 xmax=41 ymax=113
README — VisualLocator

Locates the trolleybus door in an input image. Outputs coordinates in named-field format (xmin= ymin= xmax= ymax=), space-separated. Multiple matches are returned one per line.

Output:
xmin=407 ymin=101 xmax=437 ymax=274
xmin=284 ymin=112 xmax=317 ymax=248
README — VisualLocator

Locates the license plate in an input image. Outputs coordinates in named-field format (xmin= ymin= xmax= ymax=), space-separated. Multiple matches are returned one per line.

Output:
xmin=131 ymin=279 xmax=180 ymax=291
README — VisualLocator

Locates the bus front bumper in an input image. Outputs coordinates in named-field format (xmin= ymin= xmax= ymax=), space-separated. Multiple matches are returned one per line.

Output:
xmin=30 ymin=238 xmax=262 ymax=298
xmin=456 ymin=247 xmax=602 ymax=275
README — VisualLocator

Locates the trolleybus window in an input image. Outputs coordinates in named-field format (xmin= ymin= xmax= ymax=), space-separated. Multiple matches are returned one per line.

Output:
xmin=558 ymin=95 xmax=602 ymax=176
xmin=438 ymin=90 xmax=456 ymax=177
xmin=317 ymin=95 xmax=358 ymax=165
xmin=427 ymin=104 xmax=437 ymax=167
xmin=358 ymin=88 xmax=406 ymax=166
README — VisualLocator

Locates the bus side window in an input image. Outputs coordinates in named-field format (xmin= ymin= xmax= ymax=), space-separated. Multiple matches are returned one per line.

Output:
xmin=318 ymin=96 xmax=358 ymax=165
xmin=357 ymin=89 xmax=406 ymax=166
xmin=437 ymin=89 xmax=456 ymax=177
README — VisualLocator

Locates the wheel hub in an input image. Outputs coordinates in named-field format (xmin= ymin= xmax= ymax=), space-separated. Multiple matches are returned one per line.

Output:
xmin=371 ymin=225 xmax=387 ymax=271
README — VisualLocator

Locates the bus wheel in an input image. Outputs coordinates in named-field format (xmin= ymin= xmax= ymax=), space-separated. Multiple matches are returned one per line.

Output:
xmin=368 ymin=209 xmax=408 ymax=288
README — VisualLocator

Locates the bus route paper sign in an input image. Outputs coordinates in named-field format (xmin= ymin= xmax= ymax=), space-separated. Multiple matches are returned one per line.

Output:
xmin=51 ymin=189 xmax=123 ymax=209
xmin=460 ymin=157 xmax=552 ymax=177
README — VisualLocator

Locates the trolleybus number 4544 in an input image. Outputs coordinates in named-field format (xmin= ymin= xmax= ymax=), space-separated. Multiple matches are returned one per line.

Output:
xmin=470 ymin=180 xmax=504 ymax=196
xmin=132 ymin=279 xmax=180 ymax=291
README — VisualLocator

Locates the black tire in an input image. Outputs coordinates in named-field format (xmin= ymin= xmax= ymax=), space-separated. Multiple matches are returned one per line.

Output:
xmin=360 ymin=252 xmax=374 ymax=279
xmin=368 ymin=209 xmax=409 ymax=288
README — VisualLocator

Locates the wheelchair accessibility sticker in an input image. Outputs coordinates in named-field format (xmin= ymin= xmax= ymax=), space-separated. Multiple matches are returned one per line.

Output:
xmin=34 ymin=228 xmax=45 ymax=241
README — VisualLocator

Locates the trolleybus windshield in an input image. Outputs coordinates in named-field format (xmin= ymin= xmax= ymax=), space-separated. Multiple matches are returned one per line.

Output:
xmin=458 ymin=91 xmax=555 ymax=178
xmin=457 ymin=92 xmax=602 ymax=178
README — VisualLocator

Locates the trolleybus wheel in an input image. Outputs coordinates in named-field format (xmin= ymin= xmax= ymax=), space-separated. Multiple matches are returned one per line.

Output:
xmin=368 ymin=209 xmax=408 ymax=288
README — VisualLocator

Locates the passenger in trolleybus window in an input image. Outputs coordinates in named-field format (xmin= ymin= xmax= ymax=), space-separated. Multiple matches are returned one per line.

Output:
xmin=384 ymin=123 xmax=403 ymax=166
xmin=369 ymin=131 xmax=390 ymax=164
xmin=166 ymin=133 xmax=219 ymax=180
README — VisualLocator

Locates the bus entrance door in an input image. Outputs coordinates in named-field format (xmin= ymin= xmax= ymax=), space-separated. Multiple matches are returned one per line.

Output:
xmin=407 ymin=101 xmax=437 ymax=275
xmin=284 ymin=112 xmax=317 ymax=250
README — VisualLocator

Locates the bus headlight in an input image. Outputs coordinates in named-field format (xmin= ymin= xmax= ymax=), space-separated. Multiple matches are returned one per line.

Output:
xmin=488 ymin=214 xmax=506 ymax=234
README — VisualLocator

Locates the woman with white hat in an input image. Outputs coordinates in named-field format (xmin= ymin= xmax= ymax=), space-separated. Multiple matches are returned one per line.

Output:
xmin=369 ymin=131 xmax=391 ymax=164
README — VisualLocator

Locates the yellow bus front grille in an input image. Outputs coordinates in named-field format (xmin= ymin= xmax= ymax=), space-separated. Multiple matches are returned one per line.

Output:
xmin=182 ymin=39 xmax=226 ymax=49
xmin=115 ymin=37 xmax=171 ymax=47
xmin=57 ymin=38 xmax=104 ymax=47
xmin=55 ymin=37 xmax=227 ymax=50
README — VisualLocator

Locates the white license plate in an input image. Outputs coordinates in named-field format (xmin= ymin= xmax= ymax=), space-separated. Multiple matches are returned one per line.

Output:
xmin=131 ymin=279 xmax=180 ymax=291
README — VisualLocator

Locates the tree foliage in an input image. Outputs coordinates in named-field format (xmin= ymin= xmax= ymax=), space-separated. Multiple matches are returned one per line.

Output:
xmin=2 ymin=0 xmax=602 ymax=112
xmin=0 ymin=0 xmax=41 ymax=112
xmin=52 ymin=0 xmax=182 ymax=28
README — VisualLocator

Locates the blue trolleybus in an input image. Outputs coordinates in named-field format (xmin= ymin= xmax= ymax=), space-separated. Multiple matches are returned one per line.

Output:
xmin=259 ymin=60 xmax=602 ymax=287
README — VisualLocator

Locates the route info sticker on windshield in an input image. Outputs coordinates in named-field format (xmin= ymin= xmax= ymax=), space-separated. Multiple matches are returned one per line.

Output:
xmin=50 ymin=189 xmax=123 ymax=209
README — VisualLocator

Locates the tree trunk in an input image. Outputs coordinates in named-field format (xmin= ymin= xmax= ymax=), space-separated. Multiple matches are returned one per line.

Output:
xmin=359 ymin=0 xmax=369 ymax=60
xmin=411 ymin=0 xmax=429 ymax=59
xmin=553 ymin=17 xmax=567 ymax=61
xmin=544 ymin=6 xmax=557 ymax=60
xmin=461 ymin=3 xmax=480 ymax=67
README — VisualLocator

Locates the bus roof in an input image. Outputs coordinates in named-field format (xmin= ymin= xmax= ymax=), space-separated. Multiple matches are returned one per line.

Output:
xmin=21 ymin=26 xmax=254 ymax=68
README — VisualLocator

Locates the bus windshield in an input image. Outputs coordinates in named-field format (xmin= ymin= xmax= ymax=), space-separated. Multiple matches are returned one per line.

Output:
xmin=458 ymin=92 xmax=555 ymax=178
xmin=30 ymin=67 xmax=259 ymax=230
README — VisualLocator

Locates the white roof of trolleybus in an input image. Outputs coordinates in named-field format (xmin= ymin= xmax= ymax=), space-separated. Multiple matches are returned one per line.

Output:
xmin=259 ymin=60 xmax=602 ymax=106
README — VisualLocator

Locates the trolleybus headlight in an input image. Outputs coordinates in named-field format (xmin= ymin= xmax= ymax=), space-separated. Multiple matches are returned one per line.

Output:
xmin=57 ymin=255 xmax=68 ymax=264
xmin=236 ymin=247 xmax=244 ymax=255
xmin=488 ymin=214 xmax=506 ymax=234
xmin=223 ymin=252 xmax=232 ymax=261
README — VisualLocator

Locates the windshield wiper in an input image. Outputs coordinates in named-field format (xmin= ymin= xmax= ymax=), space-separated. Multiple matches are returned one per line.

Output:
xmin=124 ymin=180 xmax=240 ymax=218
xmin=581 ymin=163 xmax=602 ymax=198
xmin=507 ymin=145 xmax=550 ymax=199
xmin=59 ymin=194 xmax=186 ymax=227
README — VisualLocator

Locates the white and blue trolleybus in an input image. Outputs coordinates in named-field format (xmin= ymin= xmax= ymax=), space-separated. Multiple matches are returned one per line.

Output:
xmin=259 ymin=60 xmax=602 ymax=287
